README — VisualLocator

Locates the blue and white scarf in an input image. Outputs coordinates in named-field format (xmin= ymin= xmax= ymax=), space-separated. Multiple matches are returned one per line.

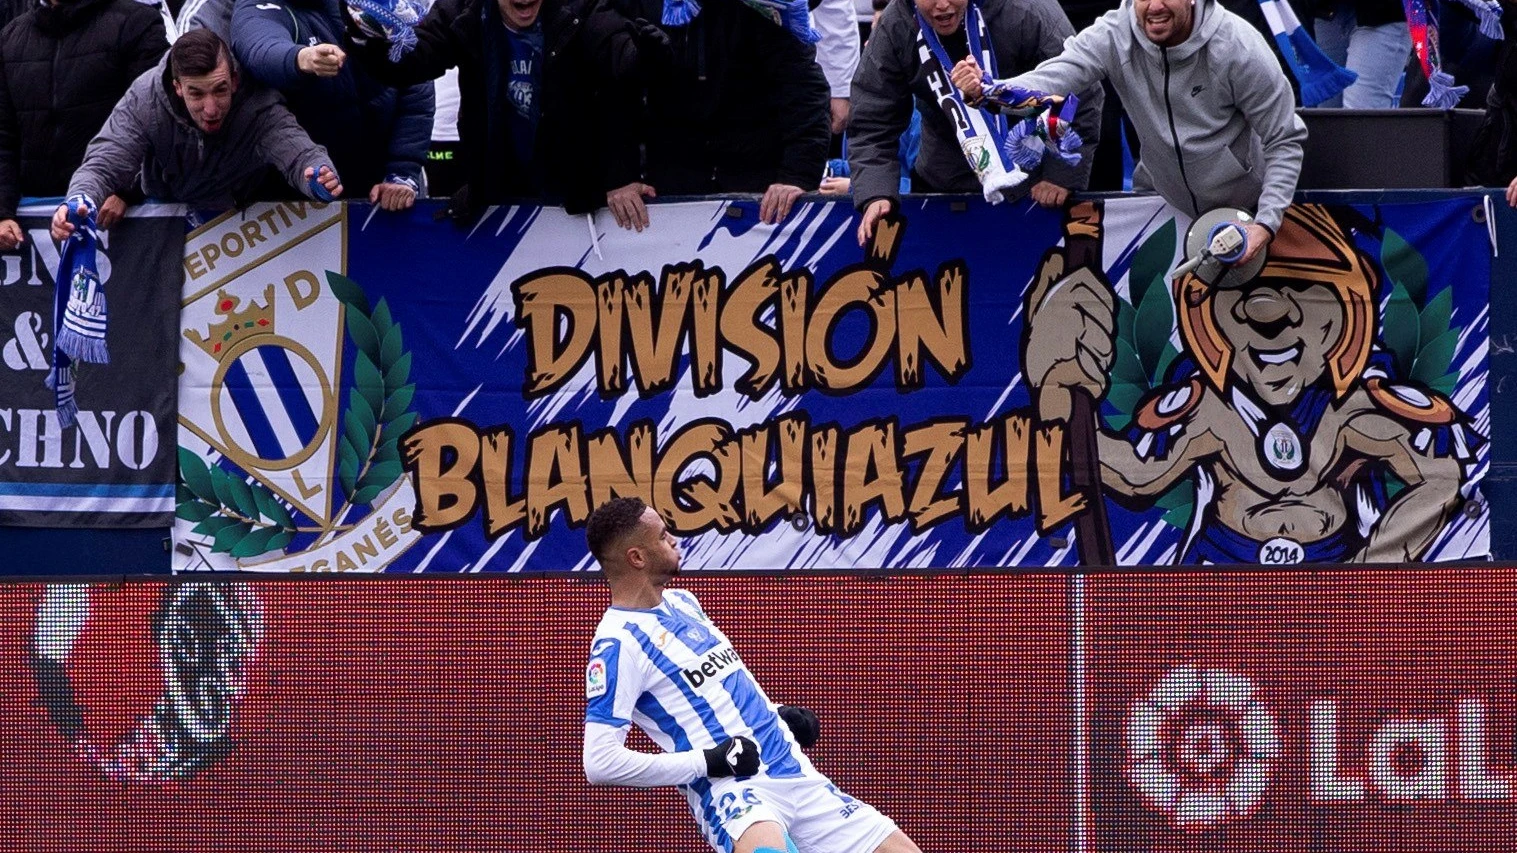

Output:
xmin=46 ymin=195 xmax=107 ymax=429
xmin=1257 ymin=0 xmax=1357 ymax=107
xmin=344 ymin=0 xmax=425 ymax=62
xmin=917 ymin=1 xmax=1028 ymax=204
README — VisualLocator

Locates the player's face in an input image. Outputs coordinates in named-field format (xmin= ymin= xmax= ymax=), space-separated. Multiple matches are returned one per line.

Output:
xmin=1134 ymin=0 xmax=1194 ymax=47
xmin=635 ymin=508 xmax=681 ymax=585
xmin=173 ymin=60 xmax=237 ymax=134
xmin=1213 ymin=280 xmax=1343 ymax=407
xmin=914 ymin=0 xmax=967 ymax=36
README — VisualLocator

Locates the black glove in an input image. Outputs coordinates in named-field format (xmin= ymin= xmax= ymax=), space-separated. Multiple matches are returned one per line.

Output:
xmin=704 ymin=735 xmax=760 ymax=778
xmin=631 ymin=18 xmax=673 ymax=74
xmin=777 ymin=705 xmax=820 ymax=748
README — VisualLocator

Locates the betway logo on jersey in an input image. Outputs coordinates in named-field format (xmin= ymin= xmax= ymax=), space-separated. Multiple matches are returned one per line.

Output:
xmin=682 ymin=644 xmax=743 ymax=688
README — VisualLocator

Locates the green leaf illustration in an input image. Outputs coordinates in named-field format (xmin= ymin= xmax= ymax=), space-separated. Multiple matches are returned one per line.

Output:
xmin=230 ymin=525 xmax=285 ymax=558
xmin=1135 ymin=274 xmax=1175 ymax=384
xmin=385 ymin=352 xmax=413 ymax=395
xmin=212 ymin=520 xmax=253 ymax=553
xmin=354 ymin=351 xmax=385 ymax=421
xmin=252 ymin=483 xmax=293 ymax=528
xmin=176 ymin=500 xmax=214 ymax=523
xmin=326 ymin=270 xmax=371 ymax=314
xmin=350 ymin=483 xmax=386 ymax=507
xmin=345 ymin=306 xmax=380 ymax=359
xmin=338 ymin=433 xmax=361 ymax=497
xmin=1113 ymin=338 xmax=1147 ymax=389
xmin=1381 ymin=282 xmax=1419 ymax=379
xmin=1128 ymin=219 xmax=1176 ymax=315
xmin=178 ymin=446 xmax=216 ymax=503
xmin=358 ymin=460 xmax=403 ymax=495
xmin=384 ymin=384 xmax=416 ymax=421
xmin=1413 ymin=329 xmax=1459 ymax=388
xmin=192 ymin=515 xmax=242 ymax=538
xmin=380 ymin=321 xmax=404 ymax=367
xmin=388 ymin=411 xmax=419 ymax=437
xmin=1105 ymin=382 xmax=1144 ymax=430
xmin=1382 ymin=228 xmax=1429 ymax=308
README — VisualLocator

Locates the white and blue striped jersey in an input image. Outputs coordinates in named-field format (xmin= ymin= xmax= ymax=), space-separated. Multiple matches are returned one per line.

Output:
xmin=584 ymin=587 xmax=818 ymax=775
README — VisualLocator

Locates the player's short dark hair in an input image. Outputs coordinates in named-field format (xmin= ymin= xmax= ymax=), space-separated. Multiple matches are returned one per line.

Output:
xmin=170 ymin=28 xmax=233 ymax=81
xmin=586 ymin=497 xmax=649 ymax=562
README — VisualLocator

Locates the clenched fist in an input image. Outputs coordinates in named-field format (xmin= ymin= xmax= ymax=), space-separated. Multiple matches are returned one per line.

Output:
xmin=1022 ymin=252 xmax=1116 ymax=423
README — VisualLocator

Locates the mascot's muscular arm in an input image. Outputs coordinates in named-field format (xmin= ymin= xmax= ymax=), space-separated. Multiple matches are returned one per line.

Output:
xmin=1340 ymin=394 xmax=1466 ymax=563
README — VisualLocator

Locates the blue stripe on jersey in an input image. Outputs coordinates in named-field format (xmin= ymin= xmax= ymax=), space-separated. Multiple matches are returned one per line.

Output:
xmin=668 ymin=588 xmax=708 ymax=619
xmin=636 ymin=694 xmax=733 ymax=851
xmin=627 ymin=624 xmax=732 ymax=744
xmin=723 ymin=672 xmax=803 ymax=778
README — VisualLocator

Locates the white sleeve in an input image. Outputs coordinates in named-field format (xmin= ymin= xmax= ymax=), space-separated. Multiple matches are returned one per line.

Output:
xmin=811 ymin=0 xmax=861 ymax=99
xmin=583 ymin=721 xmax=709 ymax=787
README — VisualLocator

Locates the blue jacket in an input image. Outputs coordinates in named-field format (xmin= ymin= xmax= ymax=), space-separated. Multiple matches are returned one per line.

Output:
xmin=231 ymin=0 xmax=433 ymax=188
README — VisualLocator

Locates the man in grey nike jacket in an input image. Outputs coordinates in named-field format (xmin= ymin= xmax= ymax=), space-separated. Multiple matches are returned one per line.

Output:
xmin=953 ymin=0 xmax=1304 ymax=263
xmin=51 ymin=28 xmax=339 ymax=239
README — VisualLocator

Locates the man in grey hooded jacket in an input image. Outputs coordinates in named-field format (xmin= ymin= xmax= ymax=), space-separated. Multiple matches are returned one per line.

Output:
xmin=953 ymin=0 xmax=1305 ymax=264
xmin=50 ymin=27 xmax=340 ymax=239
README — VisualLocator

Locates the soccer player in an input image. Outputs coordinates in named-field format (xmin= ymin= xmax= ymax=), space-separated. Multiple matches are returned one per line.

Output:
xmin=581 ymin=497 xmax=924 ymax=853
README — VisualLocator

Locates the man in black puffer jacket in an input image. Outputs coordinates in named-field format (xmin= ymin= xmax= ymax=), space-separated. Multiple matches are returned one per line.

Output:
xmin=0 ymin=0 xmax=166 ymax=249
xmin=345 ymin=0 xmax=638 ymax=221
xmin=596 ymin=0 xmax=830 ymax=230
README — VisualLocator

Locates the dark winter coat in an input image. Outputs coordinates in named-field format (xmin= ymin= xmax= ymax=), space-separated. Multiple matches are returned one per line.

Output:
xmin=350 ymin=0 xmax=635 ymax=215
xmin=0 ymin=0 xmax=166 ymax=218
xmin=602 ymin=0 xmax=830 ymax=194
xmin=232 ymin=0 xmax=433 ymax=189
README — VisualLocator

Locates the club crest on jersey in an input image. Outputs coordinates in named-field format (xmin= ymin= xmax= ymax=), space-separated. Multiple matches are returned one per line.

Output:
xmin=681 ymin=643 xmax=742 ymax=689
xmin=586 ymin=658 xmax=608 ymax=698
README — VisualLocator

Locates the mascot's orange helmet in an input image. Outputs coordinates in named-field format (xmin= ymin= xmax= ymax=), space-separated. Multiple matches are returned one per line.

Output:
xmin=1175 ymin=204 xmax=1379 ymax=399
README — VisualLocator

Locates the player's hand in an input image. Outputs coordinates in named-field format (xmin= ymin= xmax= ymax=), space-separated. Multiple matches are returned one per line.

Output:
xmin=1508 ymin=176 xmax=1517 ymax=209
xmin=1029 ymin=181 xmax=1069 ymax=209
xmin=97 ymin=194 xmax=128 ymax=229
xmin=1023 ymin=251 xmax=1115 ymax=423
xmin=704 ymin=736 xmax=760 ymax=778
xmin=759 ymin=183 xmax=803 ymax=225
xmin=856 ymin=197 xmax=893 ymax=247
xmin=607 ymin=181 xmax=656 ymax=231
xmin=0 ymin=218 xmax=22 ymax=250
xmin=1237 ymin=222 xmax=1272 ymax=267
xmin=297 ymin=43 xmax=347 ymax=77
xmin=777 ymin=705 xmax=819 ymax=748
xmin=951 ymin=57 xmax=985 ymax=105
xmin=369 ymin=180 xmax=417 ymax=211
xmin=305 ymin=165 xmax=344 ymax=200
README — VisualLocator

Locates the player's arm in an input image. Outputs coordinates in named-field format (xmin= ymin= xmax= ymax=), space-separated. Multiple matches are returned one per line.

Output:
xmin=583 ymin=722 xmax=757 ymax=786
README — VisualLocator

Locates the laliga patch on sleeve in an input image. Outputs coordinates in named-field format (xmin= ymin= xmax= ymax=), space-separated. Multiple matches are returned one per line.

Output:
xmin=585 ymin=657 xmax=609 ymax=698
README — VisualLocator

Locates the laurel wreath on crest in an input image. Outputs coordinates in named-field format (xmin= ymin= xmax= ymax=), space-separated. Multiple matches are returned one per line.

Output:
xmin=175 ymin=271 xmax=417 ymax=558
xmin=1100 ymin=218 xmax=1458 ymax=530
xmin=326 ymin=270 xmax=418 ymax=509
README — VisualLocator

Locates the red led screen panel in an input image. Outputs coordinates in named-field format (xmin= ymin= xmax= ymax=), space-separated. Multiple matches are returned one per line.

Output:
xmin=0 ymin=575 xmax=1068 ymax=852
xmin=1086 ymin=570 xmax=1517 ymax=853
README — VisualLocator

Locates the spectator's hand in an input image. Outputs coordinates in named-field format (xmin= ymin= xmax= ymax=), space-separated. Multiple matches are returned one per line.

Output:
xmin=1237 ymin=221 xmax=1272 ymax=267
xmin=1029 ymin=181 xmax=1069 ymax=208
xmin=759 ymin=183 xmax=803 ymax=225
xmin=855 ymin=197 xmax=892 ymax=247
xmin=97 ymin=194 xmax=128 ymax=230
xmin=0 ymin=218 xmax=22 ymax=250
xmin=49 ymin=200 xmax=91 ymax=241
xmin=830 ymin=97 xmax=850 ymax=135
xmin=1506 ymin=176 xmax=1517 ymax=208
xmin=703 ymin=736 xmax=760 ymax=778
xmin=607 ymin=182 xmax=656 ymax=231
xmin=819 ymin=176 xmax=850 ymax=196
xmin=950 ymin=57 xmax=985 ymax=105
xmin=369 ymin=179 xmax=417 ymax=211
xmin=631 ymin=18 xmax=673 ymax=71
xmin=298 ymin=43 xmax=346 ymax=77
xmin=777 ymin=705 xmax=820 ymax=748
xmin=305 ymin=165 xmax=344 ymax=200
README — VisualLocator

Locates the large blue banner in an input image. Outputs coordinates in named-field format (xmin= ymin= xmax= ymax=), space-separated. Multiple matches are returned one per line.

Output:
xmin=173 ymin=196 xmax=1491 ymax=571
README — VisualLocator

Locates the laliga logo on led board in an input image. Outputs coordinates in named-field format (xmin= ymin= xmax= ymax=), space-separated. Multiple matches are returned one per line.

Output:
xmin=1127 ymin=666 xmax=1517 ymax=830
xmin=1125 ymin=666 xmax=1279 ymax=830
